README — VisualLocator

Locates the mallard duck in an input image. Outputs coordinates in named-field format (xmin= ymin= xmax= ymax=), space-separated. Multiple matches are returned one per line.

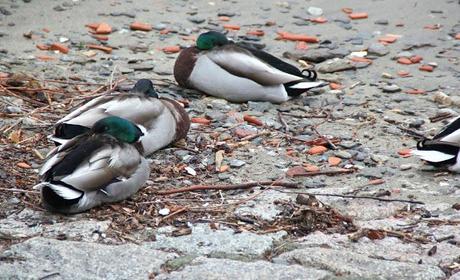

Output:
xmin=50 ymin=79 xmax=190 ymax=156
xmin=412 ymin=116 xmax=460 ymax=172
xmin=174 ymin=31 xmax=324 ymax=103
xmin=34 ymin=116 xmax=150 ymax=213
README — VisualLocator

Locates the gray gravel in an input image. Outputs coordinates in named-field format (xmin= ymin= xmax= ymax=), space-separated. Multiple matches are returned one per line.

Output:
xmin=0 ymin=0 xmax=460 ymax=279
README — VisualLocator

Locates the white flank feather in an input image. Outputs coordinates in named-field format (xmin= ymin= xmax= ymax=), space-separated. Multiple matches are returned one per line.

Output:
xmin=411 ymin=149 xmax=456 ymax=163
xmin=137 ymin=124 xmax=148 ymax=139
xmin=47 ymin=184 xmax=82 ymax=200
xmin=33 ymin=182 xmax=45 ymax=190
xmin=289 ymin=81 xmax=326 ymax=89
xmin=439 ymin=129 xmax=460 ymax=143
xmin=190 ymin=56 xmax=289 ymax=103
xmin=47 ymin=135 xmax=69 ymax=146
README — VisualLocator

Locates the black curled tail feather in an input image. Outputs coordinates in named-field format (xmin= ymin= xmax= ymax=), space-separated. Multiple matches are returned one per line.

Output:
xmin=416 ymin=139 xmax=426 ymax=150
xmin=301 ymin=69 xmax=317 ymax=81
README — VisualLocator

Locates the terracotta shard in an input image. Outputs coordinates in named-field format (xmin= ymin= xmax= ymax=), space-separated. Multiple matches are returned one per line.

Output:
xmin=349 ymin=13 xmax=368 ymax=20
xmin=50 ymin=43 xmax=69 ymax=54
xmin=130 ymin=22 xmax=153 ymax=31
xmin=277 ymin=31 xmax=319 ymax=43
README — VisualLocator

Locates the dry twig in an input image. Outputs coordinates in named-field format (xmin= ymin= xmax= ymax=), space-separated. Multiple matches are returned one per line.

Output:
xmin=156 ymin=181 xmax=298 ymax=195
xmin=272 ymin=188 xmax=425 ymax=204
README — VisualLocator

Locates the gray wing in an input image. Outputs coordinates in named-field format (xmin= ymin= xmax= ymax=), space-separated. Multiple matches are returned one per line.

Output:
xmin=59 ymin=94 xmax=166 ymax=128
xmin=205 ymin=45 xmax=303 ymax=86
xmin=62 ymin=144 xmax=143 ymax=192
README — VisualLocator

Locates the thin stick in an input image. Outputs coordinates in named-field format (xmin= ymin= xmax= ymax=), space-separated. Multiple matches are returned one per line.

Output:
xmin=21 ymin=200 xmax=45 ymax=211
xmin=38 ymin=272 xmax=60 ymax=280
xmin=287 ymin=135 xmax=341 ymax=146
xmin=290 ymin=169 xmax=355 ymax=177
xmin=1 ymin=118 xmax=22 ymax=134
xmin=311 ymin=126 xmax=337 ymax=150
xmin=0 ymin=83 xmax=47 ymax=106
xmin=156 ymin=181 xmax=298 ymax=195
xmin=156 ymin=180 xmax=424 ymax=204
xmin=349 ymin=81 xmax=362 ymax=89
xmin=398 ymin=126 xmax=425 ymax=139
xmin=272 ymin=188 xmax=425 ymax=204
xmin=108 ymin=65 xmax=119 ymax=90
xmin=4 ymin=86 xmax=63 ymax=93
xmin=0 ymin=187 xmax=39 ymax=194
xmin=281 ymin=112 xmax=328 ymax=119
xmin=43 ymin=79 xmax=106 ymax=86
xmin=160 ymin=207 xmax=188 ymax=222
xmin=240 ymin=131 xmax=271 ymax=141
xmin=429 ymin=112 xmax=453 ymax=123
xmin=278 ymin=112 xmax=289 ymax=132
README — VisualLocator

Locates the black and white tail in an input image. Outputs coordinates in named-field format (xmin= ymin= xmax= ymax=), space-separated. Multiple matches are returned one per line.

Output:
xmin=35 ymin=182 xmax=82 ymax=211
xmin=285 ymin=70 xmax=325 ymax=97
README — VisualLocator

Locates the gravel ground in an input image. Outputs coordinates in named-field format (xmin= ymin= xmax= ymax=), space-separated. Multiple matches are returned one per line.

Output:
xmin=0 ymin=0 xmax=459 ymax=279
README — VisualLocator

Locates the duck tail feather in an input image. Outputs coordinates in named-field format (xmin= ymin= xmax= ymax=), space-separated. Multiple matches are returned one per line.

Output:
xmin=40 ymin=182 xmax=83 ymax=211
xmin=45 ymin=183 xmax=82 ymax=200
xmin=289 ymin=81 xmax=326 ymax=90
xmin=301 ymin=69 xmax=317 ymax=81
xmin=411 ymin=149 xmax=456 ymax=163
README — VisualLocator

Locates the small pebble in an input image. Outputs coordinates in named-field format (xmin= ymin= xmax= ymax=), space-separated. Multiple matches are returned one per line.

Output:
xmin=374 ymin=19 xmax=389 ymax=25
xmin=188 ymin=16 xmax=206 ymax=24
xmin=229 ymin=159 xmax=246 ymax=168
xmin=382 ymin=84 xmax=401 ymax=93
xmin=368 ymin=43 xmax=389 ymax=56
xmin=307 ymin=6 xmax=323 ymax=16
xmin=159 ymin=208 xmax=170 ymax=216
xmin=371 ymin=154 xmax=389 ymax=163
xmin=400 ymin=164 xmax=412 ymax=171
xmin=335 ymin=150 xmax=352 ymax=159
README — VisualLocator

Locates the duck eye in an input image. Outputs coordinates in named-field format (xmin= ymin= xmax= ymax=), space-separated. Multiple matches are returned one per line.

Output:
xmin=100 ymin=125 xmax=108 ymax=132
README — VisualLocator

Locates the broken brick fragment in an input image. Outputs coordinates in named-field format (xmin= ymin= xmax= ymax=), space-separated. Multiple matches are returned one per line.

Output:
xmin=419 ymin=65 xmax=434 ymax=72
xmin=308 ymin=145 xmax=328 ymax=155
xmin=243 ymin=115 xmax=263 ymax=126
xmin=223 ymin=24 xmax=240 ymax=30
xmin=50 ymin=43 xmax=69 ymax=54
xmin=277 ymin=31 xmax=319 ymax=43
xmin=95 ymin=22 xmax=112 ymax=34
xmin=36 ymin=44 xmax=50 ymax=50
xmin=349 ymin=12 xmax=368 ymax=20
xmin=87 ymin=44 xmax=112 ymax=54
xmin=397 ymin=57 xmax=412 ymax=65
xmin=130 ymin=22 xmax=152 ymax=31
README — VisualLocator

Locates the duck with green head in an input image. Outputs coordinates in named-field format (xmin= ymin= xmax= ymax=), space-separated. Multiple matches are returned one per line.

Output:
xmin=35 ymin=116 xmax=150 ymax=213
xmin=50 ymin=79 xmax=190 ymax=156
xmin=174 ymin=31 xmax=324 ymax=103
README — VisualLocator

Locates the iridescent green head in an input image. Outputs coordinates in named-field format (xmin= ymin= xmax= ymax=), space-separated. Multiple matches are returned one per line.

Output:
xmin=196 ymin=31 xmax=229 ymax=50
xmin=92 ymin=116 xmax=143 ymax=143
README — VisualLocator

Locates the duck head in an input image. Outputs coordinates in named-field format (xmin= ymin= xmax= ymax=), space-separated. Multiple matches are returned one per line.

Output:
xmin=131 ymin=79 xmax=158 ymax=98
xmin=92 ymin=116 xmax=144 ymax=143
xmin=196 ymin=31 xmax=229 ymax=50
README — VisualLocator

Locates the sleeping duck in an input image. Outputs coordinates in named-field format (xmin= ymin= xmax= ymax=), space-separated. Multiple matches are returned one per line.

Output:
xmin=412 ymin=116 xmax=460 ymax=172
xmin=173 ymin=31 xmax=324 ymax=103
xmin=51 ymin=79 xmax=190 ymax=156
xmin=35 ymin=116 xmax=150 ymax=214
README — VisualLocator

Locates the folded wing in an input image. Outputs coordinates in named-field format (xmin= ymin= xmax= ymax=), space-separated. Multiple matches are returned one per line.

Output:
xmin=206 ymin=45 xmax=304 ymax=86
